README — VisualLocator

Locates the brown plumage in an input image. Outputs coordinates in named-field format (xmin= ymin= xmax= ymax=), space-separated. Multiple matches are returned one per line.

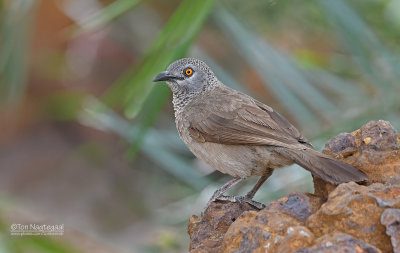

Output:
xmin=153 ymin=58 xmax=368 ymax=210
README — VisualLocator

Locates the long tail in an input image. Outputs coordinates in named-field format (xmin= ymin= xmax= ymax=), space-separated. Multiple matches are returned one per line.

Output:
xmin=277 ymin=148 xmax=368 ymax=184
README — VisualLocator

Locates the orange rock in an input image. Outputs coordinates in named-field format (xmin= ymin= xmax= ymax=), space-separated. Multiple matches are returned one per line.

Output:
xmin=306 ymin=182 xmax=400 ymax=252
xmin=323 ymin=120 xmax=400 ymax=187
xmin=275 ymin=226 xmax=315 ymax=252
xmin=188 ymin=201 xmax=258 ymax=253
xmin=297 ymin=233 xmax=381 ymax=253
xmin=312 ymin=176 xmax=337 ymax=200
xmin=222 ymin=193 xmax=320 ymax=252
xmin=222 ymin=208 xmax=303 ymax=252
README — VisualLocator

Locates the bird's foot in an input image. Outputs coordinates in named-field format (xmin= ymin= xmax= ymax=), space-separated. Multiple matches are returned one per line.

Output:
xmin=217 ymin=195 xmax=266 ymax=210
xmin=201 ymin=195 xmax=265 ymax=217
xmin=215 ymin=195 xmax=237 ymax=202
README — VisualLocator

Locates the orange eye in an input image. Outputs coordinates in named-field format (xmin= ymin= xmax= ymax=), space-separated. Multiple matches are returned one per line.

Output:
xmin=184 ymin=67 xmax=193 ymax=77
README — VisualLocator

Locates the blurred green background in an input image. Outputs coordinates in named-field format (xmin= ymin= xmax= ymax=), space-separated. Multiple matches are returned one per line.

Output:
xmin=1 ymin=0 xmax=400 ymax=252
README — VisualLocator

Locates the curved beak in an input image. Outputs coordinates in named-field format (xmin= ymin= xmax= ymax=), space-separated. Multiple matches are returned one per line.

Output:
xmin=152 ymin=71 xmax=182 ymax=82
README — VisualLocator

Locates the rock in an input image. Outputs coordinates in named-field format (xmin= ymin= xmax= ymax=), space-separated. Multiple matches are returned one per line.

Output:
xmin=312 ymin=176 xmax=337 ymax=200
xmin=296 ymin=233 xmax=381 ymax=253
xmin=268 ymin=193 xmax=323 ymax=223
xmin=322 ymin=120 xmax=400 ymax=189
xmin=276 ymin=226 xmax=314 ymax=252
xmin=221 ymin=208 xmax=303 ymax=252
xmin=222 ymin=193 xmax=320 ymax=252
xmin=324 ymin=132 xmax=358 ymax=158
xmin=361 ymin=120 xmax=399 ymax=152
xmin=306 ymin=182 xmax=400 ymax=252
xmin=188 ymin=200 xmax=258 ymax=253
xmin=187 ymin=120 xmax=400 ymax=253
xmin=381 ymin=208 xmax=400 ymax=253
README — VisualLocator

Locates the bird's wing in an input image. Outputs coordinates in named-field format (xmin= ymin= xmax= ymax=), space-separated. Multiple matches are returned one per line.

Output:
xmin=253 ymin=100 xmax=311 ymax=146
xmin=188 ymin=98 xmax=312 ymax=148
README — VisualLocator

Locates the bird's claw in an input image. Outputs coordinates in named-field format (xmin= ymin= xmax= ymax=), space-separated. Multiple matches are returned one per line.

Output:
xmin=216 ymin=195 xmax=239 ymax=203
xmin=217 ymin=195 xmax=266 ymax=209
xmin=201 ymin=195 xmax=266 ymax=217
xmin=245 ymin=198 xmax=266 ymax=209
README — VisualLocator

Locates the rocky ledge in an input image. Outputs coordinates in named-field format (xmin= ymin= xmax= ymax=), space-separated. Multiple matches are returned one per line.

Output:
xmin=188 ymin=120 xmax=400 ymax=253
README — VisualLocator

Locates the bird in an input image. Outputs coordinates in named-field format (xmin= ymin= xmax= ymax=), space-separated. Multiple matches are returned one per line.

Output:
xmin=152 ymin=57 xmax=368 ymax=211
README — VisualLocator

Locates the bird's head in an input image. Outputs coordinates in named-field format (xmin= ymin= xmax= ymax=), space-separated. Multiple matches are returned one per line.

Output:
xmin=152 ymin=58 xmax=219 ymax=95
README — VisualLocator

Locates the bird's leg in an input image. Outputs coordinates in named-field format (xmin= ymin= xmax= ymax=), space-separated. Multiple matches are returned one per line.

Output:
xmin=239 ymin=170 xmax=273 ymax=209
xmin=202 ymin=172 xmax=272 ymax=216
xmin=202 ymin=177 xmax=244 ymax=215
xmin=245 ymin=171 xmax=272 ymax=199
xmin=209 ymin=177 xmax=243 ymax=203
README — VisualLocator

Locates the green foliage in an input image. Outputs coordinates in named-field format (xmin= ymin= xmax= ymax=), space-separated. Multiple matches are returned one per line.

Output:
xmin=81 ymin=96 xmax=211 ymax=189
xmin=0 ymin=0 xmax=37 ymax=106
xmin=319 ymin=0 xmax=400 ymax=92
xmin=75 ymin=0 xmax=143 ymax=34
xmin=42 ymin=91 xmax=85 ymax=121
xmin=103 ymin=0 xmax=214 ymax=117
xmin=5 ymin=237 xmax=82 ymax=253
xmin=214 ymin=1 xmax=400 ymax=137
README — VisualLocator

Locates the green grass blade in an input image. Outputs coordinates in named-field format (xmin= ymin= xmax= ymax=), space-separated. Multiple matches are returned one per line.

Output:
xmin=141 ymin=142 xmax=209 ymax=190
xmin=127 ymin=84 xmax=169 ymax=158
xmin=0 ymin=0 xmax=37 ymax=106
xmin=103 ymin=0 xmax=215 ymax=119
xmin=192 ymin=47 xmax=249 ymax=93
xmin=213 ymin=7 xmax=319 ymax=126
xmin=305 ymin=68 xmax=366 ymax=104
xmin=259 ymin=41 xmax=337 ymax=117
xmin=80 ymin=97 xmax=210 ymax=189
xmin=77 ymin=0 xmax=142 ymax=33
xmin=319 ymin=0 xmax=400 ymax=94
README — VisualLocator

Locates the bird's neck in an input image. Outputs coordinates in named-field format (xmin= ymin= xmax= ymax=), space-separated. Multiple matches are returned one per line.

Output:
xmin=172 ymin=90 xmax=194 ymax=116
xmin=171 ymin=80 xmax=220 ymax=117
